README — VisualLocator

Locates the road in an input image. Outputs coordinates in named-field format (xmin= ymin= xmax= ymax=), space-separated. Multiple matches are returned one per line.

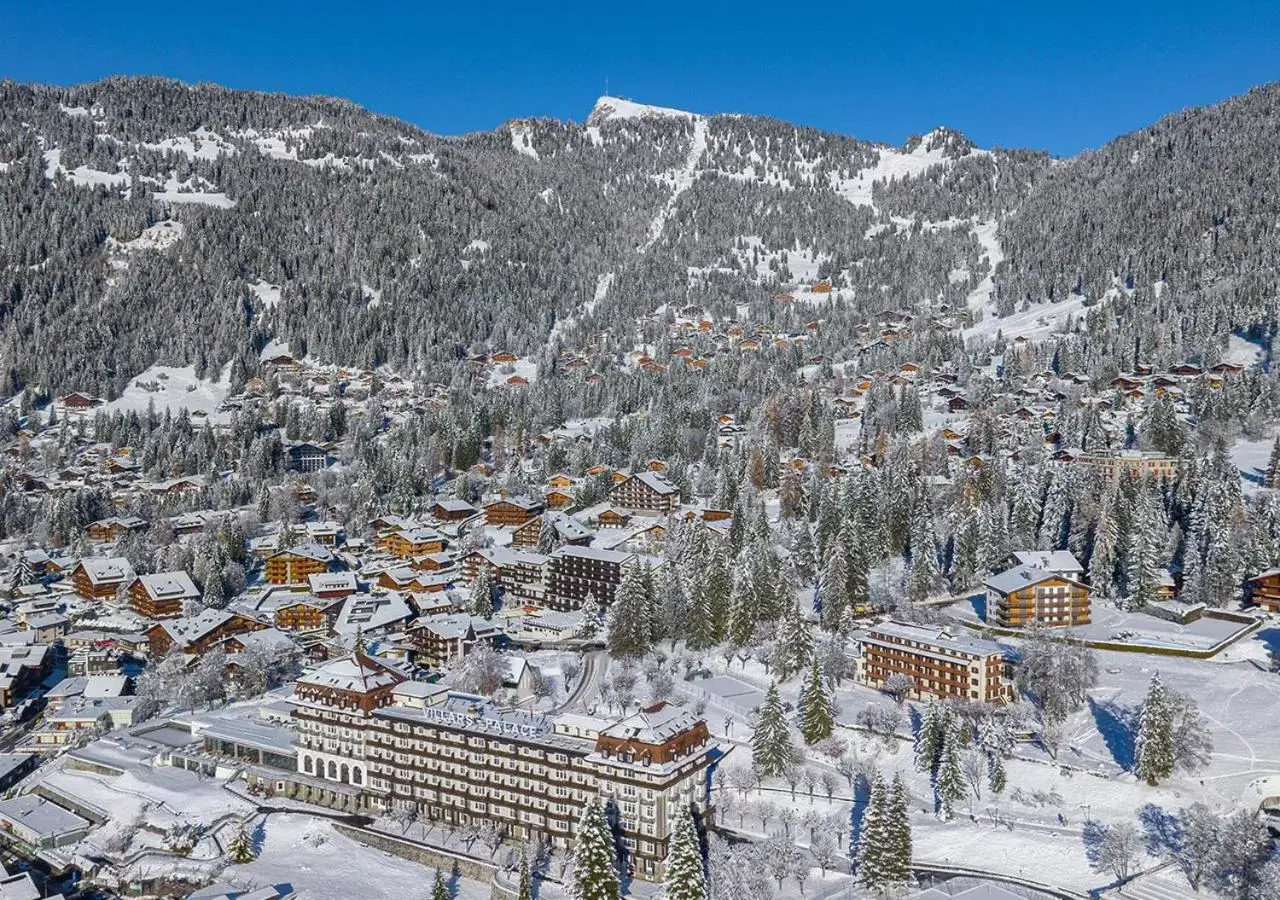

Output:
xmin=554 ymin=649 xmax=608 ymax=713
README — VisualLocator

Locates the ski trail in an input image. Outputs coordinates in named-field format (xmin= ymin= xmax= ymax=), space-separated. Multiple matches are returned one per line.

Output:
xmin=638 ymin=116 xmax=707 ymax=253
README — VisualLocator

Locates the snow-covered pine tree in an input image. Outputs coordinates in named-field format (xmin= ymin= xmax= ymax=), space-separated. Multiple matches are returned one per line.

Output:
xmin=518 ymin=851 xmax=533 ymax=900
xmin=727 ymin=560 xmax=758 ymax=647
xmin=908 ymin=492 xmax=941 ymax=603
xmin=989 ymin=752 xmax=1007 ymax=795
xmin=1267 ymin=436 xmax=1280 ymax=490
xmin=799 ymin=657 xmax=835 ymax=744
xmin=1124 ymin=490 xmax=1166 ymax=609
xmin=914 ymin=700 xmax=947 ymax=775
xmin=469 ymin=564 xmax=495 ymax=618
xmin=431 ymin=869 xmax=450 ymax=900
xmin=1089 ymin=496 xmax=1120 ymax=598
xmin=605 ymin=565 xmax=651 ymax=658
xmin=570 ymin=798 xmax=620 ymax=900
xmin=578 ymin=593 xmax=602 ymax=639
xmin=703 ymin=547 xmax=732 ymax=640
xmin=856 ymin=772 xmax=889 ymax=890
xmin=663 ymin=805 xmax=707 ymax=900
xmin=935 ymin=719 xmax=965 ymax=819
xmin=776 ymin=598 xmax=813 ymax=679
xmin=1134 ymin=672 xmax=1174 ymax=785
xmin=751 ymin=682 xmax=795 ymax=779
xmin=820 ymin=543 xmax=851 ymax=632
xmin=886 ymin=773 xmax=913 ymax=885
xmin=226 ymin=820 xmax=256 ymax=864
xmin=655 ymin=563 xmax=688 ymax=649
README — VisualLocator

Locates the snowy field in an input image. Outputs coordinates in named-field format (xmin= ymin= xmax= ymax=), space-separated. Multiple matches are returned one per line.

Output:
xmin=102 ymin=364 xmax=231 ymax=418
xmin=691 ymin=619 xmax=1280 ymax=894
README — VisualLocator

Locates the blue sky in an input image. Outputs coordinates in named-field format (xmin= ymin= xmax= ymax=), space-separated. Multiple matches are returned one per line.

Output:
xmin=3 ymin=1 xmax=1278 ymax=155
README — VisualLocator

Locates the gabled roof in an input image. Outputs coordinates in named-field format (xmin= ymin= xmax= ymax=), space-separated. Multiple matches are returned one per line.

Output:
xmin=600 ymin=701 xmax=697 ymax=745
xmin=77 ymin=557 xmax=136 ymax=586
xmin=296 ymin=652 xmax=406 ymax=693
xmin=1009 ymin=550 xmax=1083 ymax=574
xmin=985 ymin=564 xmax=1085 ymax=595
xmin=136 ymin=571 xmax=200 ymax=601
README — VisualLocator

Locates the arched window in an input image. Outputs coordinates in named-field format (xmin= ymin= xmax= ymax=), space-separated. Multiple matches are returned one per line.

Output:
xmin=303 ymin=755 xmax=313 ymax=774
xmin=328 ymin=760 xmax=338 ymax=780
xmin=352 ymin=767 xmax=363 ymax=785
xmin=341 ymin=764 xmax=350 ymax=784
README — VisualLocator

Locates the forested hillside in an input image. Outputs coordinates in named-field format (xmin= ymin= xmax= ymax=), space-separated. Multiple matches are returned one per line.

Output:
xmin=0 ymin=77 xmax=1278 ymax=400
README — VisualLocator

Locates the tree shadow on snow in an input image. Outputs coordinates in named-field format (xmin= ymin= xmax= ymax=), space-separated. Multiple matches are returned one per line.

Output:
xmin=1137 ymin=803 xmax=1183 ymax=858
xmin=1254 ymin=628 xmax=1280 ymax=669
xmin=967 ymin=595 xmax=987 ymax=620
xmin=1088 ymin=697 xmax=1135 ymax=772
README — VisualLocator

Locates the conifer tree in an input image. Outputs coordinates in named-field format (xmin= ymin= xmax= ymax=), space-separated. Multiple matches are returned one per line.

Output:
xmin=703 ymin=547 xmax=732 ymax=640
xmin=935 ymin=720 xmax=965 ymax=819
xmin=469 ymin=564 xmax=495 ymax=618
xmin=606 ymin=565 xmax=651 ymax=658
xmin=989 ymin=753 xmax=1007 ymax=795
xmin=1266 ymin=435 xmax=1280 ymax=490
xmin=820 ymin=544 xmax=850 ymax=632
xmin=776 ymin=599 xmax=813 ymax=679
xmin=886 ymin=774 xmax=913 ymax=885
xmin=578 ymin=593 xmax=602 ymax=639
xmin=571 ymin=798 xmax=620 ymax=900
xmin=431 ymin=869 xmax=450 ymax=900
xmin=914 ymin=701 xmax=947 ymax=775
xmin=663 ymin=805 xmax=707 ymax=900
xmin=751 ymin=682 xmax=795 ymax=779
xmin=727 ymin=563 xmax=757 ymax=647
xmin=799 ymin=657 xmax=835 ymax=744
xmin=226 ymin=820 xmax=256 ymax=864
xmin=517 ymin=852 xmax=533 ymax=900
xmin=1135 ymin=672 xmax=1174 ymax=785
xmin=1124 ymin=491 xmax=1165 ymax=609
xmin=856 ymin=772 xmax=889 ymax=890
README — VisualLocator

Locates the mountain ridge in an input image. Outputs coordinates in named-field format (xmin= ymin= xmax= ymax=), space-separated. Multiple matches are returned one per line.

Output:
xmin=0 ymin=76 xmax=1276 ymax=399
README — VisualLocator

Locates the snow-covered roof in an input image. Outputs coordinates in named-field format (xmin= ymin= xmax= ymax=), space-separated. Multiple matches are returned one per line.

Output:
xmin=296 ymin=652 xmax=405 ymax=693
xmin=78 ymin=557 xmax=136 ymax=585
xmin=985 ymin=564 xmax=1083 ymax=595
xmin=334 ymin=592 xmax=413 ymax=635
xmin=600 ymin=701 xmax=698 ymax=745
xmin=137 ymin=570 xmax=200 ymax=600
xmin=1009 ymin=550 xmax=1083 ymax=574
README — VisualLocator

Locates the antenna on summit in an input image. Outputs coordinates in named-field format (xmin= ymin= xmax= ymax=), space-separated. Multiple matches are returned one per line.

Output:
xmin=604 ymin=77 xmax=609 ymax=97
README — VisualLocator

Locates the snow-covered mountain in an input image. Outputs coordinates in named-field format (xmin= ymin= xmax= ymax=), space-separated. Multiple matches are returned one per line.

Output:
xmin=0 ymin=77 xmax=1277 ymax=396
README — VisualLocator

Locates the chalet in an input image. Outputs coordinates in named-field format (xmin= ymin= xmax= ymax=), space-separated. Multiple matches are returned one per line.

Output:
xmin=544 ymin=487 xmax=575 ymax=510
xmin=334 ymin=592 xmax=416 ymax=641
xmin=429 ymin=499 xmax=478 ymax=523
xmin=380 ymin=527 xmax=447 ymax=559
xmin=71 ymin=558 xmax=137 ymax=601
xmin=60 ymin=392 xmax=100 ymax=410
xmin=86 ymin=516 xmax=148 ymax=543
xmin=308 ymin=571 xmax=359 ymax=600
xmin=146 ymin=609 xmax=267 ymax=657
xmin=609 ymin=471 xmax=680 ymax=515
xmin=985 ymin=564 xmax=1091 ymax=628
xmin=1247 ymin=569 xmax=1280 ymax=612
xmin=264 ymin=543 xmax=334 ymax=585
xmin=129 ymin=571 xmax=200 ymax=619
xmin=512 ymin=511 xmax=593 ymax=550
xmin=405 ymin=613 xmax=496 ymax=668
xmin=274 ymin=595 xmax=345 ymax=632
xmin=484 ymin=496 xmax=544 ymax=527
xmin=0 ymin=646 xmax=51 ymax=707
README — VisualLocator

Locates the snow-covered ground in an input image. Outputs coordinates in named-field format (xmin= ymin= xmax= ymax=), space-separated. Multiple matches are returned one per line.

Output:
xmin=103 ymin=364 xmax=231 ymax=418
xmin=249 ymin=279 xmax=284 ymax=309
xmin=964 ymin=291 xmax=1093 ymax=346
xmin=589 ymin=96 xmax=696 ymax=123
xmin=1231 ymin=433 xmax=1276 ymax=494
xmin=638 ymin=116 xmax=708 ymax=253
xmin=233 ymin=815 xmax=497 ymax=900
xmin=1226 ymin=332 xmax=1265 ymax=368
xmin=829 ymin=130 xmax=957 ymax=211
xmin=509 ymin=122 xmax=539 ymax=160
xmin=486 ymin=358 xmax=538 ymax=389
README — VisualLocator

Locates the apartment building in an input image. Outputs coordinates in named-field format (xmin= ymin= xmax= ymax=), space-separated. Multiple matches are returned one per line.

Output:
xmin=984 ymin=563 xmax=1091 ymax=628
xmin=546 ymin=546 xmax=634 ymax=612
xmin=856 ymin=620 xmax=1014 ymax=704
xmin=1070 ymin=449 xmax=1179 ymax=480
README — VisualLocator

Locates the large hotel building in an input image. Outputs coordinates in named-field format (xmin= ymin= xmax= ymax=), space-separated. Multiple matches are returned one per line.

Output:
xmin=289 ymin=652 xmax=721 ymax=880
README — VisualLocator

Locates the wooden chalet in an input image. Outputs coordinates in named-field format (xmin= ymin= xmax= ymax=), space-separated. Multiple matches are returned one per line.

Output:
xmin=146 ymin=609 xmax=267 ymax=657
xmin=128 ymin=571 xmax=200 ymax=619
xmin=264 ymin=544 xmax=334 ymax=586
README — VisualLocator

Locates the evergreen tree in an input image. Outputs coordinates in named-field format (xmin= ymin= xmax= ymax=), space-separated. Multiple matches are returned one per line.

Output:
xmin=820 ymin=543 xmax=851 ymax=632
xmin=517 ymin=852 xmax=533 ymax=900
xmin=886 ymin=774 xmax=913 ymax=886
xmin=727 ymin=561 xmax=758 ymax=647
xmin=1125 ymin=490 xmax=1165 ymax=609
xmin=578 ymin=593 xmax=602 ymax=639
xmin=799 ymin=657 xmax=835 ymax=744
xmin=431 ymin=869 xmax=451 ymax=900
xmin=775 ymin=598 xmax=813 ymax=679
xmin=570 ymin=798 xmax=620 ymax=900
xmin=935 ymin=719 xmax=965 ymax=819
xmin=856 ymin=772 xmax=889 ymax=891
xmin=469 ymin=564 xmax=495 ymax=618
xmin=606 ymin=565 xmax=651 ymax=658
xmin=226 ymin=820 xmax=256 ymax=864
xmin=908 ymin=492 xmax=940 ymax=603
xmin=751 ymin=682 xmax=795 ymax=779
xmin=914 ymin=700 xmax=947 ymax=775
xmin=663 ymin=805 xmax=707 ymax=900
xmin=989 ymin=753 xmax=1007 ymax=795
xmin=703 ymin=547 xmax=732 ymax=640
xmin=1134 ymin=672 xmax=1175 ymax=785
xmin=1266 ymin=436 xmax=1280 ymax=490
